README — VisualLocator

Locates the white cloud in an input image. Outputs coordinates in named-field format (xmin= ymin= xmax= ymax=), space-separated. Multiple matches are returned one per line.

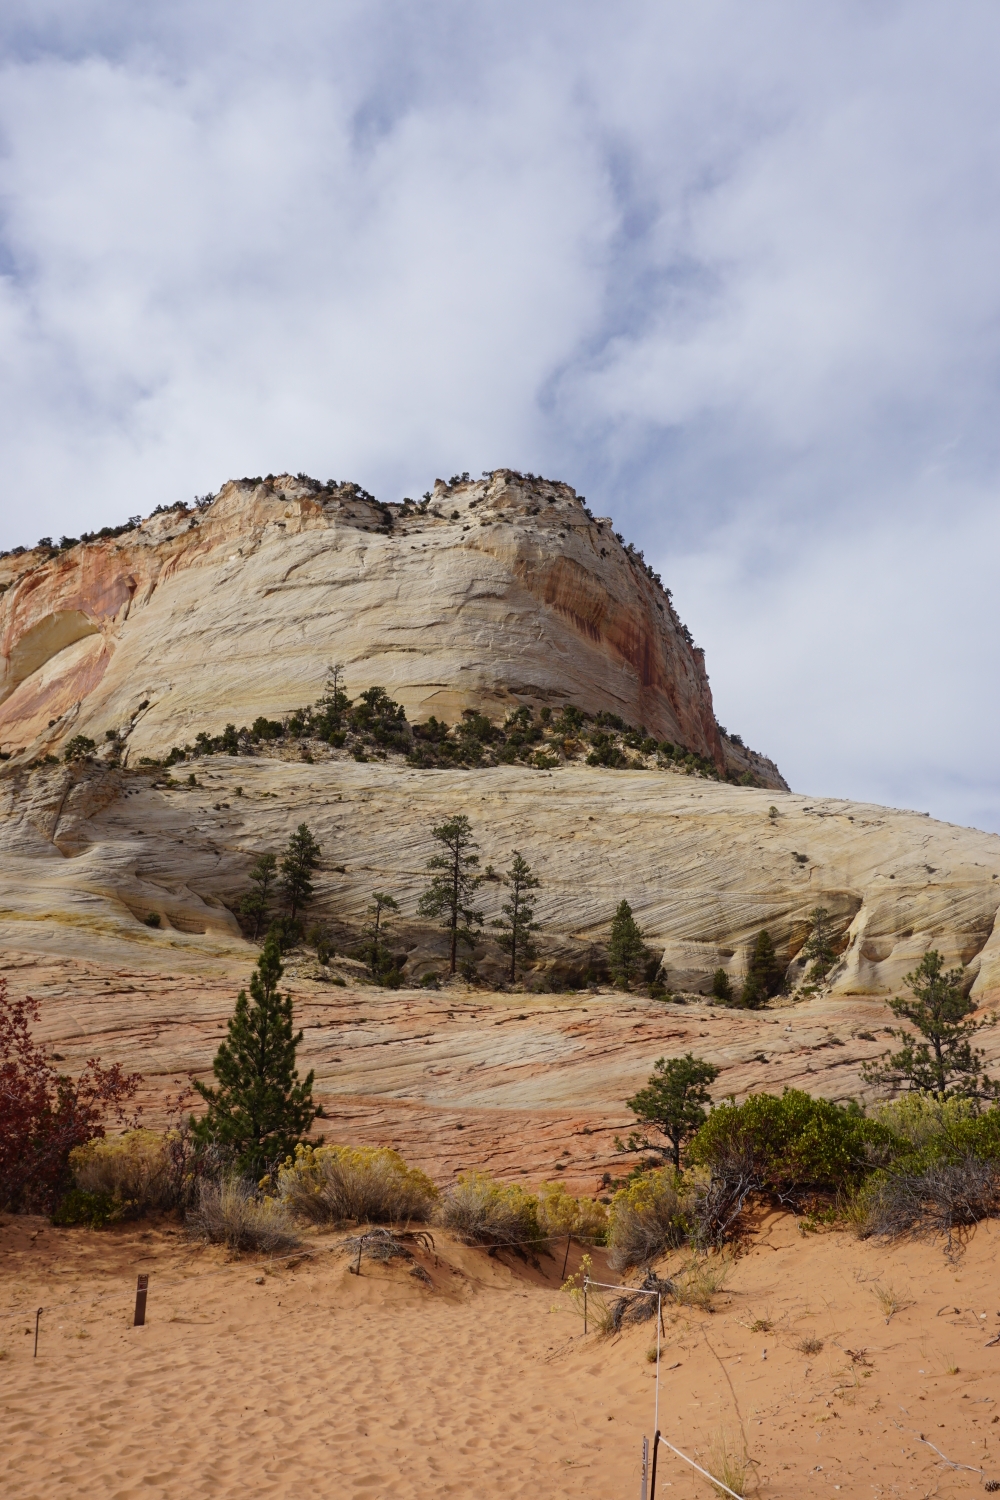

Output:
xmin=1 ymin=1 xmax=999 ymax=828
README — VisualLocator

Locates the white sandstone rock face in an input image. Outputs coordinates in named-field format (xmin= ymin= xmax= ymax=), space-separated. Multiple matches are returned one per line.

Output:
xmin=0 ymin=472 xmax=784 ymax=787
xmin=1 ymin=757 xmax=998 ymax=1006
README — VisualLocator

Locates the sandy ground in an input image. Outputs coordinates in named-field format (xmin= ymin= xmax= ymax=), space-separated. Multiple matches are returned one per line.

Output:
xmin=4 ymin=1210 xmax=1000 ymax=1499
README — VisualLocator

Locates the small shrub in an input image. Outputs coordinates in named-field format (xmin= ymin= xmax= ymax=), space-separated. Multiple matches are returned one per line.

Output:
xmin=607 ymin=1169 xmax=691 ymax=1271
xmin=186 ymin=1177 xmax=300 ymax=1253
xmin=276 ymin=1144 xmax=437 ymax=1224
xmin=69 ymin=1129 xmax=177 ymax=1215
xmin=52 ymin=1188 xmax=120 ymax=1228
xmin=537 ymin=1181 xmax=608 ymax=1243
xmin=63 ymin=734 xmax=96 ymax=762
xmin=438 ymin=1170 xmax=541 ymax=1246
xmin=143 ymin=912 xmax=161 ymax=928
xmin=798 ymin=1335 xmax=824 ymax=1355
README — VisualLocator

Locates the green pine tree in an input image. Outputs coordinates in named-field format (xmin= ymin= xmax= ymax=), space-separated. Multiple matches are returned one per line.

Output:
xmin=363 ymin=891 xmax=400 ymax=982
xmin=739 ymin=930 xmax=782 ymax=1008
xmin=417 ymin=815 xmax=483 ymax=974
xmin=608 ymin=899 xmax=648 ymax=990
xmin=711 ymin=967 xmax=733 ymax=1003
xmin=238 ymin=852 xmax=277 ymax=941
xmin=279 ymin=823 xmax=321 ymax=920
xmin=491 ymin=851 xmax=541 ymax=983
xmin=192 ymin=936 xmax=319 ymax=1174
xmin=861 ymin=950 xmax=998 ymax=1101
xmin=801 ymin=906 xmax=836 ymax=983
xmin=618 ymin=1053 xmax=721 ymax=1170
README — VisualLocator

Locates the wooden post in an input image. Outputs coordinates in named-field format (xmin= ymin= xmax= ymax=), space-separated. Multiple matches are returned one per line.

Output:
xmin=561 ymin=1233 xmax=572 ymax=1281
xmin=350 ymin=1233 xmax=367 ymax=1275
xmin=133 ymin=1274 xmax=149 ymax=1327
xmin=649 ymin=1429 xmax=660 ymax=1500
xmin=640 ymin=1435 xmax=649 ymax=1500
xmin=33 ymin=1307 xmax=42 ymax=1358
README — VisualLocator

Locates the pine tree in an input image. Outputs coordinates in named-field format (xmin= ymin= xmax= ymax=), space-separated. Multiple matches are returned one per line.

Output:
xmin=801 ymin=906 xmax=836 ymax=983
xmin=279 ymin=823 xmax=321 ymax=920
xmin=711 ymin=967 xmax=733 ymax=1003
xmin=740 ymin=930 xmax=782 ymax=1008
xmin=238 ymin=852 xmax=277 ymax=940
xmin=192 ymin=937 xmax=319 ymax=1174
xmin=491 ymin=851 xmax=541 ymax=983
xmin=608 ymin=899 xmax=648 ymax=990
xmin=363 ymin=891 xmax=400 ymax=981
xmin=417 ymin=815 xmax=483 ymax=974
xmin=861 ymin=950 xmax=998 ymax=1101
xmin=619 ymin=1053 xmax=721 ymax=1170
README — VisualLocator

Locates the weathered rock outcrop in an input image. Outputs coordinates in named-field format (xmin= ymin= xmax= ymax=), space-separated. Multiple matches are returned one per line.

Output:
xmin=0 ymin=472 xmax=784 ymax=786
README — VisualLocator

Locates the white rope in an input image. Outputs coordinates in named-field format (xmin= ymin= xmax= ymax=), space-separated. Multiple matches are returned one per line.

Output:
xmin=582 ymin=1276 xmax=660 ymax=1295
xmin=657 ymin=1433 xmax=744 ymax=1500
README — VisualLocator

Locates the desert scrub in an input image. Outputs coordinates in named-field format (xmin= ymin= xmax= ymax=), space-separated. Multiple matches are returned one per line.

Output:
xmin=607 ymin=1169 xmax=691 ymax=1272
xmin=187 ymin=1177 xmax=300 ymax=1254
xmin=671 ymin=1253 xmax=731 ymax=1310
xmin=438 ymin=1170 xmax=542 ymax=1247
xmin=67 ymin=1129 xmax=178 ymax=1217
xmin=537 ymin=1181 xmax=608 ymax=1243
xmin=53 ymin=1126 xmax=185 ymax=1227
xmin=276 ymin=1144 xmax=437 ymax=1224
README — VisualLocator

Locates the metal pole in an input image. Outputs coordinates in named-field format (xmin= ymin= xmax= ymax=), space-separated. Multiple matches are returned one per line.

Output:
xmin=654 ymin=1293 xmax=661 ymax=1435
xmin=584 ymin=1281 xmax=588 ymax=1335
xmin=649 ymin=1429 xmax=661 ymax=1500
xmin=33 ymin=1307 xmax=42 ymax=1358
xmin=561 ymin=1232 xmax=572 ymax=1281
xmin=133 ymin=1274 xmax=149 ymax=1327
xmin=351 ymin=1233 xmax=367 ymax=1275
xmin=640 ymin=1436 xmax=649 ymax=1500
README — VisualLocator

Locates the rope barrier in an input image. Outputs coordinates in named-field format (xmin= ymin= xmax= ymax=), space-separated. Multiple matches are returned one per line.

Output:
xmin=656 ymin=1432 xmax=744 ymax=1500
xmin=1 ymin=1226 xmax=608 ymax=1325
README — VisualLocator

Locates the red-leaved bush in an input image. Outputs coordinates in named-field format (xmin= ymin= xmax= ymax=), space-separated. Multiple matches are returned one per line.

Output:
xmin=0 ymin=977 xmax=142 ymax=1212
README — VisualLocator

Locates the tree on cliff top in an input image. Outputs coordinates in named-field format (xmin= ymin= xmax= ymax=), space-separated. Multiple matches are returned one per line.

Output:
xmin=418 ymin=815 xmax=484 ymax=974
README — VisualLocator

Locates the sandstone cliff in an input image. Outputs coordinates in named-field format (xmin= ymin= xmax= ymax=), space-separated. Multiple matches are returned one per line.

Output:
xmin=0 ymin=471 xmax=784 ymax=787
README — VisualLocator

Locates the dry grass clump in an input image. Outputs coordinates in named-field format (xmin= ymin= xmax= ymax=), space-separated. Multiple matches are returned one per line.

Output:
xmin=276 ymin=1144 xmax=437 ymax=1225
xmin=187 ymin=1177 xmax=301 ymax=1254
xmin=706 ymin=1429 xmax=749 ymax=1498
xmin=672 ymin=1254 xmax=730 ymax=1311
xmin=70 ymin=1129 xmax=178 ymax=1213
xmin=537 ymin=1181 xmax=608 ymax=1243
xmin=607 ymin=1169 xmax=691 ymax=1271
xmin=852 ymin=1157 xmax=999 ymax=1243
xmin=871 ymin=1282 xmax=907 ymax=1323
xmin=439 ymin=1170 xmax=541 ymax=1247
xmin=797 ymin=1335 xmax=824 ymax=1355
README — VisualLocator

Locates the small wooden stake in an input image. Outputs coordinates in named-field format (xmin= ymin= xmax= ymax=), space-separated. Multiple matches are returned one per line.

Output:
xmin=350 ymin=1233 xmax=367 ymax=1275
xmin=640 ymin=1435 xmax=649 ymax=1500
xmin=133 ymin=1274 xmax=149 ymax=1327
xmin=33 ymin=1307 xmax=42 ymax=1358
xmin=561 ymin=1233 xmax=572 ymax=1281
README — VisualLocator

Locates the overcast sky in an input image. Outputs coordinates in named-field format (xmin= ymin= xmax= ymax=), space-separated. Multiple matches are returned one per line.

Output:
xmin=2 ymin=2 xmax=998 ymax=832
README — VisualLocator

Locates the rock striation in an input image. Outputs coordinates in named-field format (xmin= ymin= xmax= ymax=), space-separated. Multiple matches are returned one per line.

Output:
xmin=0 ymin=471 xmax=784 ymax=787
